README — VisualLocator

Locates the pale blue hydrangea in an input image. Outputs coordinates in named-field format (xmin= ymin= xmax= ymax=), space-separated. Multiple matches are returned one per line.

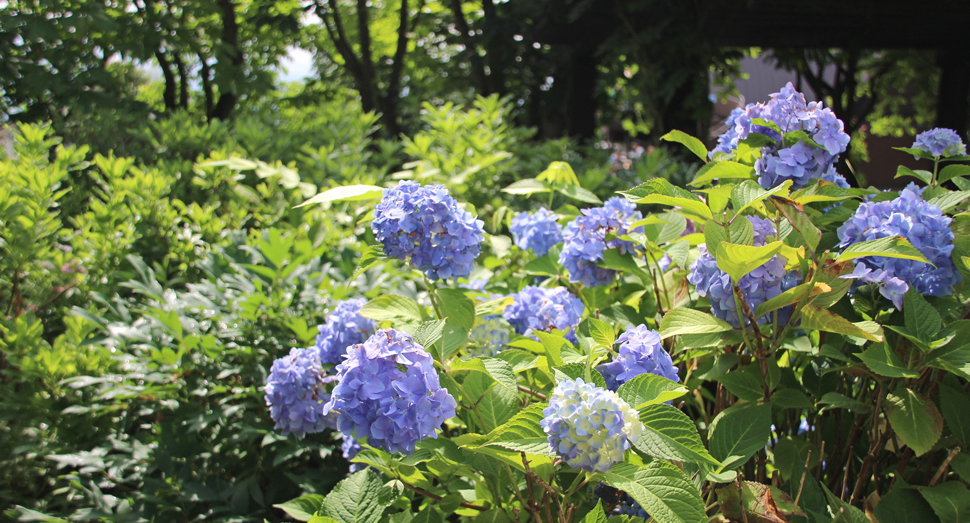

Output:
xmin=597 ymin=325 xmax=679 ymax=391
xmin=314 ymin=299 xmax=377 ymax=365
xmin=912 ymin=128 xmax=966 ymax=158
xmin=265 ymin=347 xmax=338 ymax=438
xmin=821 ymin=166 xmax=851 ymax=188
xmin=841 ymin=261 xmax=909 ymax=310
xmin=342 ymin=437 xmax=365 ymax=473
xmin=712 ymin=83 xmax=850 ymax=190
xmin=541 ymin=378 xmax=643 ymax=472
xmin=688 ymin=216 xmax=791 ymax=327
xmin=459 ymin=279 xmax=489 ymax=291
xmin=503 ymin=286 xmax=584 ymax=338
xmin=511 ymin=208 xmax=563 ymax=257
xmin=324 ymin=329 xmax=457 ymax=455
xmin=372 ymin=181 xmax=485 ymax=281
xmin=467 ymin=314 xmax=512 ymax=358
xmin=837 ymin=183 xmax=961 ymax=300
xmin=559 ymin=197 xmax=644 ymax=287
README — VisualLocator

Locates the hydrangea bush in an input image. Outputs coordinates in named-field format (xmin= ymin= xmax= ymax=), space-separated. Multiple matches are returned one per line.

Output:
xmin=269 ymin=85 xmax=970 ymax=523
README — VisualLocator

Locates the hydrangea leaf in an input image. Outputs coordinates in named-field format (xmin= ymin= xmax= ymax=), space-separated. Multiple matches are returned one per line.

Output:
xmin=716 ymin=481 xmax=803 ymax=522
xmin=904 ymin=289 xmax=941 ymax=341
xmin=274 ymin=494 xmax=324 ymax=522
xmin=704 ymin=216 xmax=754 ymax=256
xmin=585 ymin=317 xmax=616 ymax=348
xmin=598 ymin=461 xmax=707 ymax=523
xmin=484 ymin=403 xmax=547 ymax=442
xmin=436 ymin=289 xmax=476 ymax=331
xmin=449 ymin=357 xmax=517 ymax=396
xmin=730 ymin=180 xmax=793 ymax=215
xmin=771 ymin=198 xmax=821 ymax=253
xmin=799 ymin=305 xmax=884 ymax=342
xmin=360 ymin=295 xmax=425 ymax=323
xmin=893 ymin=146 xmax=939 ymax=161
xmin=715 ymin=364 xmax=765 ymax=401
xmin=660 ymin=130 xmax=708 ymax=163
xmin=709 ymin=402 xmax=772 ymax=471
xmin=919 ymin=482 xmax=970 ymax=523
xmin=558 ymin=185 xmax=602 ymax=205
xmin=640 ymin=211 xmax=687 ymax=245
xmin=538 ymin=161 xmax=581 ymax=186
xmin=939 ymin=385 xmax=970 ymax=448
xmin=412 ymin=320 xmax=446 ymax=350
xmin=463 ymin=372 xmax=517 ymax=432
xmin=688 ymin=161 xmax=754 ymax=188
xmin=770 ymin=389 xmax=814 ymax=409
xmin=296 ymin=185 xmax=384 ymax=207
xmin=927 ymin=190 xmax=970 ymax=213
xmin=473 ymin=509 xmax=512 ymax=523
xmin=753 ymin=282 xmax=823 ymax=319
xmin=659 ymin=308 xmax=734 ymax=339
xmin=695 ymin=184 xmax=735 ymax=214
xmin=633 ymin=404 xmax=721 ymax=467
xmin=553 ymin=363 xmax=608 ymax=390
xmin=321 ymin=470 xmax=394 ymax=523
xmin=856 ymin=342 xmax=919 ymax=379
xmin=835 ymin=236 xmax=930 ymax=264
xmin=940 ymin=164 xmax=970 ymax=183
xmin=817 ymin=392 xmax=869 ymax=414
xmin=886 ymin=388 xmax=943 ymax=457
xmin=873 ymin=485 xmax=938 ymax=523
xmin=620 ymin=179 xmax=712 ymax=220
xmin=714 ymin=241 xmax=784 ymax=282
xmin=502 ymin=178 xmax=550 ymax=195
xmin=580 ymin=502 xmax=607 ymax=523
xmin=616 ymin=373 xmax=688 ymax=408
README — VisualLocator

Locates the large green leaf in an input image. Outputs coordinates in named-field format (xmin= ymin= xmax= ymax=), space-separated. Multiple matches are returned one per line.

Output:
xmin=715 ymin=241 xmax=783 ymax=282
xmin=874 ymin=486 xmax=940 ymax=523
xmin=704 ymin=217 xmax=755 ymax=256
xmin=857 ymin=342 xmax=919 ymax=378
xmin=919 ymin=482 xmax=970 ymax=523
xmin=463 ymin=372 xmax=517 ymax=432
xmin=297 ymin=185 xmax=384 ymax=207
xmin=620 ymin=179 xmax=712 ymax=220
xmin=836 ymin=236 xmax=930 ymax=264
xmin=502 ymin=178 xmax=550 ymax=195
xmin=360 ymin=295 xmax=425 ymax=323
xmin=904 ymin=289 xmax=941 ymax=341
xmin=730 ymin=180 xmax=793 ymax=215
xmin=558 ymin=184 xmax=602 ymax=204
xmin=436 ymin=289 xmax=476 ymax=331
xmin=321 ymin=470 xmax=394 ymax=523
xmin=617 ymin=373 xmax=688 ymax=408
xmin=800 ymin=305 xmax=884 ymax=342
xmin=661 ymin=130 xmax=708 ymax=162
xmin=274 ymin=495 xmax=324 ymax=522
xmin=708 ymin=402 xmax=772 ymax=470
xmin=940 ymin=385 xmax=970 ymax=447
xmin=886 ymin=388 xmax=943 ymax=457
xmin=598 ymin=462 xmax=707 ymax=523
xmin=659 ymin=308 xmax=734 ymax=339
xmin=715 ymin=364 xmax=765 ymax=401
xmin=634 ymin=404 xmax=721 ymax=466
xmin=688 ymin=161 xmax=754 ymax=187
xmin=771 ymin=198 xmax=821 ymax=253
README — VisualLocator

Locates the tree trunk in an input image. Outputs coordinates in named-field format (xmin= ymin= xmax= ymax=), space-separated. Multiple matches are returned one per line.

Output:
xmin=155 ymin=49 xmax=178 ymax=111
xmin=450 ymin=0 xmax=489 ymax=95
xmin=211 ymin=0 xmax=242 ymax=120
xmin=173 ymin=52 xmax=189 ymax=109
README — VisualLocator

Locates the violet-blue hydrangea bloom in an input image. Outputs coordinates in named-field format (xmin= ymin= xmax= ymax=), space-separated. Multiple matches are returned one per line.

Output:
xmin=511 ymin=208 xmax=563 ymax=257
xmin=559 ymin=197 xmax=644 ymax=287
xmin=467 ymin=314 xmax=512 ymax=358
xmin=372 ymin=181 xmax=485 ymax=281
xmin=597 ymin=325 xmax=679 ymax=391
xmin=342 ymin=437 xmax=365 ymax=472
xmin=688 ymin=216 xmax=790 ymax=327
xmin=711 ymin=83 xmax=850 ymax=190
xmin=837 ymin=183 xmax=960 ymax=299
xmin=503 ymin=286 xmax=584 ymax=338
xmin=314 ymin=298 xmax=377 ymax=365
xmin=324 ymin=328 xmax=457 ymax=455
xmin=912 ymin=128 xmax=967 ymax=158
xmin=541 ymin=378 xmax=643 ymax=472
xmin=265 ymin=347 xmax=338 ymax=438
xmin=841 ymin=261 xmax=909 ymax=310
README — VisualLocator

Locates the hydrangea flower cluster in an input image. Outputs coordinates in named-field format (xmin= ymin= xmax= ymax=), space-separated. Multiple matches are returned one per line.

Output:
xmin=324 ymin=329 xmax=457 ymax=455
xmin=541 ymin=378 xmax=643 ymax=472
xmin=314 ymin=298 xmax=377 ymax=365
xmin=841 ymin=261 xmax=909 ymax=310
xmin=503 ymin=286 xmax=584 ymax=338
xmin=688 ymin=216 xmax=794 ymax=327
xmin=597 ymin=325 xmax=679 ymax=391
xmin=467 ymin=314 xmax=512 ymax=358
xmin=264 ymin=347 xmax=338 ymax=438
xmin=711 ymin=83 xmax=850 ymax=190
xmin=510 ymin=208 xmax=563 ymax=257
xmin=912 ymin=128 xmax=966 ymax=158
xmin=559 ymin=197 xmax=644 ymax=287
xmin=837 ymin=183 xmax=961 ymax=301
xmin=372 ymin=181 xmax=485 ymax=281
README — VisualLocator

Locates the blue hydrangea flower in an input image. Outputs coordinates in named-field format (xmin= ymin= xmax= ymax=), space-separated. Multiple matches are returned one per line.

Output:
xmin=459 ymin=279 xmax=489 ymax=291
xmin=324 ymin=329 xmax=457 ymax=455
xmin=511 ymin=208 xmax=563 ymax=257
xmin=688 ymin=216 xmax=790 ymax=327
xmin=342 ymin=437 xmax=365 ymax=472
xmin=559 ymin=197 xmax=644 ymax=287
xmin=372 ymin=181 xmax=486 ymax=281
xmin=467 ymin=314 xmax=512 ymax=358
xmin=503 ymin=286 xmax=584 ymax=338
xmin=711 ymin=83 xmax=850 ymax=190
xmin=314 ymin=299 xmax=377 ymax=365
xmin=597 ymin=325 xmax=679 ymax=391
xmin=265 ymin=347 xmax=338 ymax=438
xmin=541 ymin=378 xmax=643 ymax=472
xmin=837 ymin=183 xmax=961 ymax=299
xmin=841 ymin=261 xmax=909 ymax=310
xmin=913 ymin=128 xmax=967 ymax=158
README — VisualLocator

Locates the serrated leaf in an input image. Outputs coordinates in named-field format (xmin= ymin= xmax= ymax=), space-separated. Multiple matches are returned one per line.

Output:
xmin=617 ymin=373 xmax=688 ymax=408
xmin=940 ymin=385 xmax=970 ymax=448
xmin=580 ymin=502 xmax=608 ymax=523
xmin=704 ymin=216 xmax=755 ymax=256
xmin=874 ymin=486 xmax=940 ymax=523
xmin=532 ymin=330 xmax=568 ymax=367
xmin=800 ymin=305 xmax=884 ymax=342
xmin=771 ymin=198 xmax=821 ymax=253
xmin=485 ymin=403 xmax=547 ymax=442
xmin=538 ymin=161 xmax=581 ymax=185
xmin=886 ymin=389 xmax=943 ymax=457
xmin=598 ymin=462 xmax=707 ymax=523
xmin=753 ymin=282 xmax=823 ymax=319
xmin=349 ymin=245 xmax=386 ymax=285
xmin=663 ymin=242 xmax=690 ymax=269
xmin=641 ymin=211 xmax=688 ymax=244
xmin=836 ymin=236 xmax=930 ymax=264
xmin=709 ymin=402 xmax=772 ymax=470
xmin=688 ymin=161 xmax=754 ymax=187
xmin=904 ymin=289 xmax=941 ymax=341
xmin=634 ymin=404 xmax=721 ymax=466
xmin=857 ymin=342 xmax=919 ymax=378
xmin=770 ymin=388 xmax=813 ymax=409
xmin=716 ymin=365 xmax=765 ymax=402
xmin=928 ymin=190 xmax=970 ymax=213
xmin=620 ymin=179 xmax=712 ymax=220
xmin=436 ymin=289 xmax=476 ymax=331
xmin=919 ymin=482 xmax=970 ymax=523
xmin=297 ymin=185 xmax=383 ymax=207
xmin=523 ymin=254 xmax=559 ymax=276
xmin=464 ymin=372 xmax=517 ymax=432
xmin=715 ymin=241 xmax=783 ymax=282
xmin=599 ymin=248 xmax=651 ymax=283
xmin=274 ymin=495 xmax=324 ymax=522
xmin=659 ymin=309 xmax=734 ymax=339
xmin=940 ymin=164 xmax=970 ymax=183
xmin=587 ymin=317 xmax=616 ymax=348
xmin=360 ymin=295 xmax=424 ymax=323
xmin=502 ymin=178 xmax=550 ymax=195
xmin=730 ymin=180 xmax=792 ymax=215
xmin=321 ymin=470 xmax=393 ymax=523
xmin=412 ymin=320 xmax=446 ymax=351
xmin=661 ymin=130 xmax=708 ymax=162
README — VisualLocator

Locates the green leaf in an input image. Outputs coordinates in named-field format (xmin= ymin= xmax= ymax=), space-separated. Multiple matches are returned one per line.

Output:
xmin=704 ymin=217 xmax=754 ymax=256
xmin=412 ymin=506 xmax=444 ymax=523
xmin=874 ymin=486 xmax=940 ymax=523
xmin=886 ymin=389 xmax=943 ymax=457
xmin=716 ymin=364 xmax=765 ymax=402
xmin=640 ymin=211 xmax=688 ymax=244
xmin=412 ymin=320 xmax=446 ymax=351
xmin=587 ymin=317 xmax=616 ymax=348
xmin=558 ymin=184 xmax=602 ymax=204
xmin=730 ymin=180 xmax=793 ymax=215
xmin=321 ymin=470 xmax=394 ymax=523
xmin=598 ymin=462 xmax=707 ymax=523
xmin=617 ymin=373 xmax=688 ymax=408
xmin=660 ymin=130 xmax=708 ymax=162
xmin=634 ymin=404 xmax=721 ymax=466
xmin=663 ymin=242 xmax=690 ymax=270
xmin=896 ymin=165 xmax=934 ymax=184
xmin=502 ymin=178 xmax=550 ymax=195
xmin=753 ymin=282 xmax=816 ymax=319
xmin=523 ymin=254 xmax=559 ymax=276
xmin=928 ymin=190 xmax=970 ymax=213
xmin=857 ymin=342 xmax=919 ymax=378
xmin=349 ymin=245 xmax=386 ymax=285
xmin=538 ymin=161 xmax=581 ymax=185
xmin=940 ymin=164 xmax=970 ymax=183
xmin=275 ymin=495 xmax=325 ymax=522
xmin=919 ymin=482 xmax=970 ymax=523
xmin=531 ymin=330 xmax=567 ymax=366
xmin=485 ymin=403 xmax=547 ymax=442
xmin=905 ymin=288 xmax=941 ymax=341
xmin=688 ymin=161 xmax=755 ymax=187
xmin=360 ymin=295 xmax=424 ymax=323
xmin=620 ymin=179 xmax=712 ymax=220
xmin=709 ymin=402 xmax=772 ymax=470
xmin=449 ymin=357 xmax=518 ymax=396
xmin=553 ymin=363 xmax=608 ymax=390
xmin=821 ymin=484 xmax=872 ymax=523
xmin=715 ymin=241 xmax=784 ymax=282
xmin=836 ymin=236 xmax=931 ymax=264
xmin=771 ymin=198 xmax=821 ymax=253
xmin=580 ymin=502 xmax=607 ymax=523
xmin=464 ymin=372 xmax=517 ymax=432
xmin=770 ymin=388 xmax=814 ymax=409
xmin=940 ymin=385 xmax=970 ymax=447
xmin=716 ymin=481 xmax=805 ymax=522
xmin=817 ymin=392 xmax=869 ymax=414
xmin=599 ymin=248 xmax=651 ymax=283
xmin=297 ymin=185 xmax=383 ymax=207
xmin=436 ymin=289 xmax=476 ymax=331
xmin=800 ymin=305 xmax=884 ymax=342
xmin=659 ymin=308 xmax=734 ymax=339
xmin=474 ymin=509 xmax=512 ymax=523
xmin=772 ymin=437 xmax=821 ymax=482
